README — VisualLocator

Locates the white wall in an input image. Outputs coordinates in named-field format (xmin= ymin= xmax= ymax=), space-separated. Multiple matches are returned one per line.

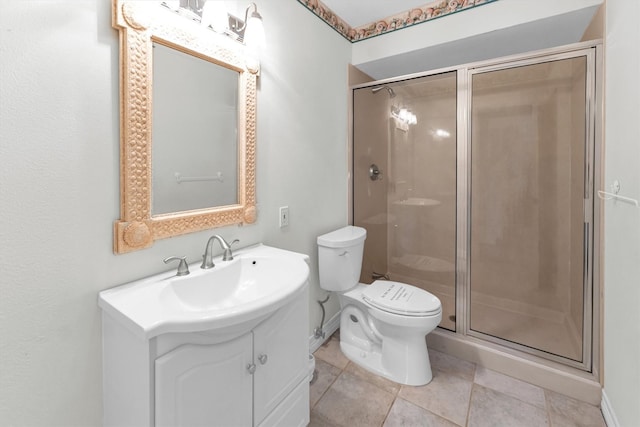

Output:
xmin=0 ymin=0 xmax=350 ymax=424
xmin=603 ymin=0 xmax=640 ymax=425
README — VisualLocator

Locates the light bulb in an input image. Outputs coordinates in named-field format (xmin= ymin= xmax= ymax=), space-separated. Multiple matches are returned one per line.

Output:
xmin=201 ymin=1 xmax=228 ymax=32
xmin=244 ymin=12 xmax=265 ymax=50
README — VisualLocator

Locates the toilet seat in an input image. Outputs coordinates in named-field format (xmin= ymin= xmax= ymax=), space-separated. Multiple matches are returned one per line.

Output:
xmin=361 ymin=280 xmax=441 ymax=317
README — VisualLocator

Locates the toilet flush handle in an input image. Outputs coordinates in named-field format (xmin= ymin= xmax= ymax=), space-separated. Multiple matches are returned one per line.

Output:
xmin=339 ymin=251 xmax=349 ymax=257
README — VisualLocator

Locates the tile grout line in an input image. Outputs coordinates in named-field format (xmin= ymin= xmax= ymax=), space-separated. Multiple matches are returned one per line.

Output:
xmin=310 ymin=360 xmax=344 ymax=412
xmin=465 ymin=384 xmax=477 ymax=427
xmin=544 ymin=389 xmax=553 ymax=427
xmin=379 ymin=379 xmax=401 ymax=427
xmin=464 ymin=363 xmax=478 ymax=426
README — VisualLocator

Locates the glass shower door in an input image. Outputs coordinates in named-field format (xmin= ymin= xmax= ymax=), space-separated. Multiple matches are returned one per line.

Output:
xmin=468 ymin=56 xmax=591 ymax=363
xmin=353 ymin=72 xmax=457 ymax=331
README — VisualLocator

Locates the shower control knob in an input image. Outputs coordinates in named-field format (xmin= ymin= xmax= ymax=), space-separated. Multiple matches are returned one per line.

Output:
xmin=247 ymin=363 xmax=256 ymax=374
xmin=258 ymin=354 xmax=268 ymax=365
xmin=369 ymin=164 xmax=383 ymax=181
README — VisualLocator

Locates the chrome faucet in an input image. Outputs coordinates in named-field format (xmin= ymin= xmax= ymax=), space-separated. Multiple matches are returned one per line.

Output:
xmin=201 ymin=235 xmax=239 ymax=269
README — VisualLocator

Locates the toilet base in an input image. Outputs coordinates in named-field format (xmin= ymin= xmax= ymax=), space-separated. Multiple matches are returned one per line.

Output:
xmin=336 ymin=284 xmax=440 ymax=386
xmin=340 ymin=334 xmax=434 ymax=386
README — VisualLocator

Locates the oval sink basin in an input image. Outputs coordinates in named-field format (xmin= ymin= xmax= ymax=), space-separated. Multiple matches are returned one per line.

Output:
xmin=98 ymin=244 xmax=310 ymax=339
xmin=164 ymin=256 xmax=299 ymax=311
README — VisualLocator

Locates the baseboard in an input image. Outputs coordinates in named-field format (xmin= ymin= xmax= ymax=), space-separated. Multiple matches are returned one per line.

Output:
xmin=309 ymin=311 xmax=341 ymax=353
xmin=601 ymin=390 xmax=619 ymax=427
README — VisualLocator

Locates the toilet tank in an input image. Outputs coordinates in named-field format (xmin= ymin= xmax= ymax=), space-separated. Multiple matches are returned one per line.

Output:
xmin=317 ymin=226 xmax=367 ymax=291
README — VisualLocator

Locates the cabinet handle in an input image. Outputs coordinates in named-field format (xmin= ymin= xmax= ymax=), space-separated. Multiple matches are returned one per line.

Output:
xmin=246 ymin=363 xmax=256 ymax=374
xmin=258 ymin=354 xmax=268 ymax=365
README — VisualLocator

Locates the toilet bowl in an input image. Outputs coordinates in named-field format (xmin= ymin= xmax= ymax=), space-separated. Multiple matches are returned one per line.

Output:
xmin=317 ymin=226 xmax=442 ymax=385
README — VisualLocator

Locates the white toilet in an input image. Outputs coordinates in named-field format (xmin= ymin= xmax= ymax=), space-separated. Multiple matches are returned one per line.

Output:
xmin=317 ymin=226 xmax=442 ymax=386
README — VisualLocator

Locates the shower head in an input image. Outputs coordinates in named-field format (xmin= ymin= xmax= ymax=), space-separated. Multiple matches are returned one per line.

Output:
xmin=371 ymin=85 xmax=396 ymax=98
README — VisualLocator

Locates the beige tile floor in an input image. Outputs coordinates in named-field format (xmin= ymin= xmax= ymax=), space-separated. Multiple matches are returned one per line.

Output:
xmin=310 ymin=331 xmax=606 ymax=427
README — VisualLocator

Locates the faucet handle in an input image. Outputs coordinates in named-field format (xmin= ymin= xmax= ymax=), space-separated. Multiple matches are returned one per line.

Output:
xmin=163 ymin=256 xmax=190 ymax=276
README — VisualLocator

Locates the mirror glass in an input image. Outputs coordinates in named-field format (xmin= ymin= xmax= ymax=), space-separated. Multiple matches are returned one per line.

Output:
xmin=152 ymin=42 xmax=239 ymax=215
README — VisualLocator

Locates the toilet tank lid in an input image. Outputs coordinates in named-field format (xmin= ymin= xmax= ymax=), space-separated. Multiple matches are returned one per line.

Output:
xmin=317 ymin=226 xmax=366 ymax=248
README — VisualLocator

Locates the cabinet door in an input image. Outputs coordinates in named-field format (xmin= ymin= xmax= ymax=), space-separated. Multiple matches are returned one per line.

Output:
xmin=155 ymin=334 xmax=253 ymax=427
xmin=253 ymin=289 xmax=309 ymax=423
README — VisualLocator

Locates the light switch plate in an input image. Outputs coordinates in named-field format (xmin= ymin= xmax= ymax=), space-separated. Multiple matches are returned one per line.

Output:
xmin=279 ymin=206 xmax=289 ymax=228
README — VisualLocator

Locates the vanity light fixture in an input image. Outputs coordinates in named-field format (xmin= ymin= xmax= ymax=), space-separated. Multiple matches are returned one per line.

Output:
xmin=228 ymin=3 xmax=266 ymax=49
xmin=162 ymin=0 xmax=204 ymax=21
xmin=160 ymin=0 xmax=266 ymax=51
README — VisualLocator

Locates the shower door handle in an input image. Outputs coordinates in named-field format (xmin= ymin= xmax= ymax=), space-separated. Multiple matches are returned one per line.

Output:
xmin=369 ymin=164 xmax=383 ymax=181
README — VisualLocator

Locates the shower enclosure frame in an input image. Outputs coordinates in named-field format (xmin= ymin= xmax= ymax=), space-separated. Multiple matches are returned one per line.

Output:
xmin=349 ymin=40 xmax=603 ymax=391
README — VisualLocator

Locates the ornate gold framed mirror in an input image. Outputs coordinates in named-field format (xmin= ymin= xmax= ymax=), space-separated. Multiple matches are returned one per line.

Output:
xmin=113 ymin=0 xmax=257 ymax=254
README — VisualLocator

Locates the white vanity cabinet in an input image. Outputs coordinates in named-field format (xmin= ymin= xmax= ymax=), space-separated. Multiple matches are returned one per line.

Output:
xmin=101 ymin=284 xmax=310 ymax=427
